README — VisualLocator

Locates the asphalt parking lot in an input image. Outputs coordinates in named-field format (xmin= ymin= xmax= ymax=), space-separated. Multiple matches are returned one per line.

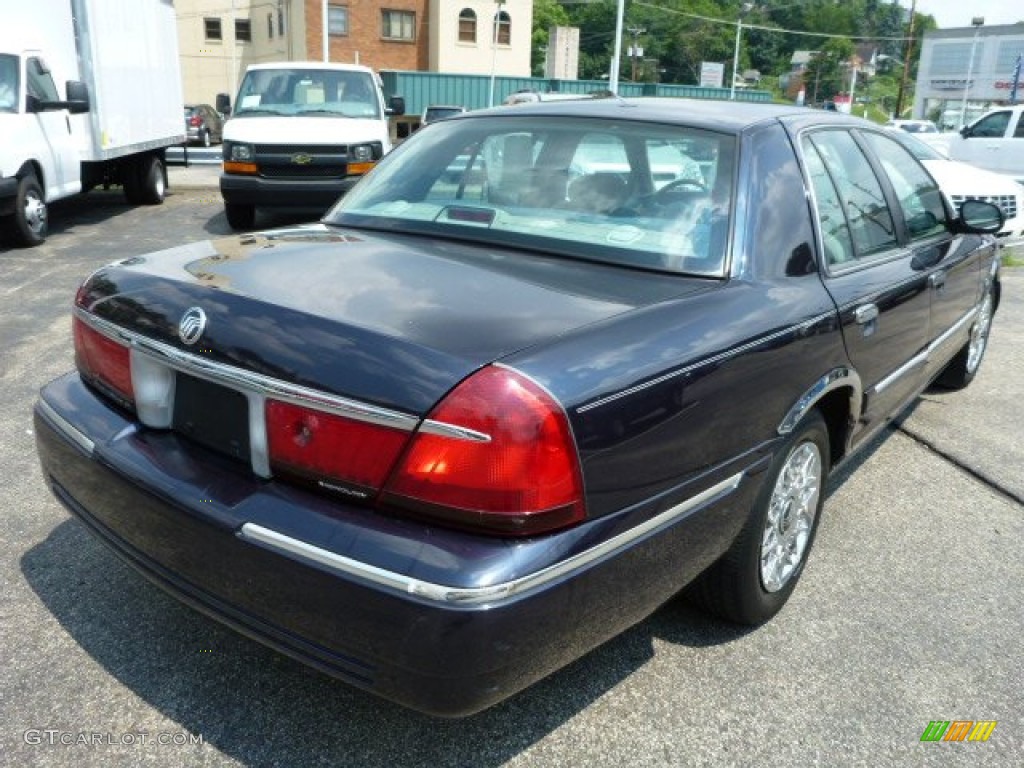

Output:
xmin=1 ymin=179 xmax=1022 ymax=767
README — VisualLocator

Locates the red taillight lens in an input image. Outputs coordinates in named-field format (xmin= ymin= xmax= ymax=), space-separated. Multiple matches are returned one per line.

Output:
xmin=73 ymin=315 xmax=134 ymax=407
xmin=189 ymin=115 xmax=202 ymax=126
xmin=383 ymin=366 xmax=585 ymax=536
xmin=266 ymin=399 xmax=410 ymax=496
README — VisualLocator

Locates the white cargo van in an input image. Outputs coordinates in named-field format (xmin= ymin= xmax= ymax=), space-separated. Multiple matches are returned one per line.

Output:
xmin=0 ymin=0 xmax=184 ymax=247
xmin=219 ymin=62 xmax=405 ymax=230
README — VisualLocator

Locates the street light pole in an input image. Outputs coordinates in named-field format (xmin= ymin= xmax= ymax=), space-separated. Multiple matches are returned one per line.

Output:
xmin=730 ymin=19 xmax=742 ymax=100
xmin=609 ymin=0 xmax=625 ymax=94
xmin=894 ymin=0 xmax=916 ymax=118
xmin=960 ymin=17 xmax=985 ymax=130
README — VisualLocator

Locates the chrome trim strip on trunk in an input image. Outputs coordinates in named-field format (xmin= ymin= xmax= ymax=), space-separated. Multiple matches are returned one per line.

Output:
xmin=74 ymin=307 xmax=420 ymax=432
xmin=37 ymin=399 xmax=96 ymax=456
xmin=238 ymin=471 xmax=745 ymax=606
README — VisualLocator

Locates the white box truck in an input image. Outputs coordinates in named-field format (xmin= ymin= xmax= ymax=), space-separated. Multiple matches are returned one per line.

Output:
xmin=0 ymin=0 xmax=184 ymax=247
xmin=219 ymin=62 xmax=404 ymax=230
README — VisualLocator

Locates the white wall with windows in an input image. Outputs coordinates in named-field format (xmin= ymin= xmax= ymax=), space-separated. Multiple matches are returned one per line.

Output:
xmin=428 ymin=1 xmax=532 ymax=76
xmin=914 ymin=24 xmax=1024 ymax=129
xmin=177 ymin=0 xmax=302 ymax=107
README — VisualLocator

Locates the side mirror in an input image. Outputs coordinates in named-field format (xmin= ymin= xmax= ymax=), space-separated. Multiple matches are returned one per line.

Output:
xmin=959 ymin=125 xmax=970 ymax=138
xmin=386 ymin=95 xmax=405 ymax=117
xmin=957 ymin=199 xmax=1004 ymax=234
xmin=65 ymin=80 xmax=90 ymax=114
xmin=33 ymin=80 xmax=90 ymax=114
xmin=216 ymin=92 xmax=231 ymax=116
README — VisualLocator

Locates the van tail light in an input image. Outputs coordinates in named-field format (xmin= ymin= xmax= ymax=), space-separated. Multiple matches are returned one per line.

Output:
xmin=73 ymin=315 xmax=135 ymax=409
xmin=381 ymin=366 xmax=585 ymax=536
xmin=266 ymin=400 xmax=410 ymax=498
xmin=189 ymin=115 xmax=202 ymax=127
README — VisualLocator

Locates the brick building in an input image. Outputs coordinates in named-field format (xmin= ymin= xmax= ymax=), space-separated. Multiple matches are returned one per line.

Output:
xmin=176 ymin=0 xmax=532 ymax=106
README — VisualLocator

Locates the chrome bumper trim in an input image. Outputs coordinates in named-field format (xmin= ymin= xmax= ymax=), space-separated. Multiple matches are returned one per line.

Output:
xmin=239 ymin=471 xmax=745 ymax=606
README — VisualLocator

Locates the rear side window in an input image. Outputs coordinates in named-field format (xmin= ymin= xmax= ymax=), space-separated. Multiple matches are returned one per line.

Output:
xmin=803 ymin=130 xmax=898 ymax=263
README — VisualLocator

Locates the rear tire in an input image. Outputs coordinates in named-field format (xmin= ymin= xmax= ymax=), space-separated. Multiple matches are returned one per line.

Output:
xmin=201 ymin=129 xmax=211 ymax=148
xmin=136 ymin=155 xmax=167 ymax=205
xmin=4 ymin=175 xmax=47 ymax=247
xmin=935 ymin=285 xmax=994 ymax=390
xmin=225 ymin=202 xmax=255 ymax=230
xmin=689 ymin=410 xmax=829 ymax=625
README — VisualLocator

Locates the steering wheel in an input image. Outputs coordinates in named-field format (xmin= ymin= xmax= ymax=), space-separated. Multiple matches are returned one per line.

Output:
xmin=653 ymin=177 xmax=707 ymax=200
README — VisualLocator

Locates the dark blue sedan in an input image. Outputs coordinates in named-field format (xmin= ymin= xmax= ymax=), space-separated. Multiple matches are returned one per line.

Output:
xmin=34 ymin=98 xmax=1003 ymax=716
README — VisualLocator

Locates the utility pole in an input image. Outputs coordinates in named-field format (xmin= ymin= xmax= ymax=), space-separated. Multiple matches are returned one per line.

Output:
xmin=627 ymin=26 xmax=645 ymax=82
xmin=894 ymin=0 xmax=916 ymax=118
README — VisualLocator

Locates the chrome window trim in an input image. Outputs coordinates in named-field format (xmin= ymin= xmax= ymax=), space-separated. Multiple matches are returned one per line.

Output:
xmin=74 ymin=307 xmax=420 ymax=432
xmin=37 ymin=398 xmax=95 ymax=456
xmin=239 ymin=470 xmax=745 ymax=606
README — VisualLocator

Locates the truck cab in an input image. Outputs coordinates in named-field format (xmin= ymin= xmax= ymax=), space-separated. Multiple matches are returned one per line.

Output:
xmin=947 ymin=105 xmax=1024 ymax=183
xmin=219 ymin=62 xmax=404 ymax=230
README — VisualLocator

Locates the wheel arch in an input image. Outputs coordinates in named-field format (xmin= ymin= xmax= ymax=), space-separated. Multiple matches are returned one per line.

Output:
xmin=777 ymin=367 xmax=862 ymax=469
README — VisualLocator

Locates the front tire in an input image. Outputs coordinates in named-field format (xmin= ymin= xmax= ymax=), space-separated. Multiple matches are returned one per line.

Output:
xmin=690 ymin=411 xmax=829 ymax=625
xmin=936 ymin=285 xmax=994 ymax=390
xmin=224 ymin=202 xmax=255 ymax=230
xmin=4 ymin=175 xmax=47 ymax=247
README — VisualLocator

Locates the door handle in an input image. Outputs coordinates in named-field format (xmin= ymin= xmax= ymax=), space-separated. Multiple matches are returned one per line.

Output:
xmin=929 ymin=272 xmax=946 ymax=292
xmin=854 ymin=304 xmax=879 ymax=324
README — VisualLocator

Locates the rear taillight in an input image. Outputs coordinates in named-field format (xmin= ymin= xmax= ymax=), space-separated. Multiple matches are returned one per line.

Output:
xmin=266 ymin=399 xmax=410 ymax=497
xmin=73 ymin=315 xmax=134 ymax=408
xmin=382 ymin=366 xmax=585 ymax=536
xmin=189 ymin=115 xmax=202 ymax=127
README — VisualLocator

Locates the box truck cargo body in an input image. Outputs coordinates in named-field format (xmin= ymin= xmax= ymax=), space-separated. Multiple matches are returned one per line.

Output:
xmin=0 ymin=0 xmax=184 ymax=246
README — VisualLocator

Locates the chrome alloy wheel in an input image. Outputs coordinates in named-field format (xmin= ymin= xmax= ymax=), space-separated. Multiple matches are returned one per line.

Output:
xmin=23 ymin=187 xmax=47 ymax=236
xmin=760 ymin=441 xmax=822 ymax=593
xmin=966 ymin=290 xmax=994 ymax=375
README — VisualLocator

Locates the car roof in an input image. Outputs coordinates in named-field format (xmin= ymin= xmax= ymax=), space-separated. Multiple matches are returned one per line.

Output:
xmin=474 ymin=97 xmax=861 ymax=134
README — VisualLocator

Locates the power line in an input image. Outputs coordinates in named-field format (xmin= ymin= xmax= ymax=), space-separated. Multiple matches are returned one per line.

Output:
xmin=631 ymin=1 xmax=915 ymax=43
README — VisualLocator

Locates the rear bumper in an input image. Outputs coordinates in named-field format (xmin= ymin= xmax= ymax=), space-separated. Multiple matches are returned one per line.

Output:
xmin=220 ymin=172 xmax=360 ymax=210
xmin=34 ymin=372 xmax=756 ymax=716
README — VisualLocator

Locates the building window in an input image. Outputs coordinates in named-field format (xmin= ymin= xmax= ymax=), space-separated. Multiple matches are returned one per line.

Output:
xmin=235 ymin=18 xmax=252 ymax=43
xmin=494 ymin=10 xmax=510 ymax=46
xmin=382 ymin=10 xmax=415 ymax=41
xmin=278 ymin=6 xmax=285 ymax=36
xmin=204 ymin=17 xmax=222 ymax=41
xmin=268 ymin=13 xmax=274 ymax=39
xmin=458 ymin=9 xmax=476 ymax=43
xmin=328 ymin=6 xmax=349 ymax=36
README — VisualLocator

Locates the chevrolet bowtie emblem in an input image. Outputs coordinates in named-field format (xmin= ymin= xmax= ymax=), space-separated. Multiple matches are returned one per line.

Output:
xmin=291 ymin=153 xmax=313 ymax=165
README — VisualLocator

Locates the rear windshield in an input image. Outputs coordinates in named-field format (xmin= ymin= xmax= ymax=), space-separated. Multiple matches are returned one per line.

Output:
xmin=327 ymin=115 xmax=736 ymax=277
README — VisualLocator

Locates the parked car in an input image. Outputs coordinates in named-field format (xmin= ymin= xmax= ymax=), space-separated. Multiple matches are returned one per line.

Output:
xmin=183 ymin=103 xmax=224 ymax=146
xmin=946 ymin=104 xmax=1024 ymax=183
xmin=884 ymin=118 xmax=939 ymax=134
xmin=887 ymin=129 xmax=1024 ymax=247
xmin=35 ymin=99 xmax=1003 ymax=717
xmin=420 ymin=104 xmax=466 ymax=125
